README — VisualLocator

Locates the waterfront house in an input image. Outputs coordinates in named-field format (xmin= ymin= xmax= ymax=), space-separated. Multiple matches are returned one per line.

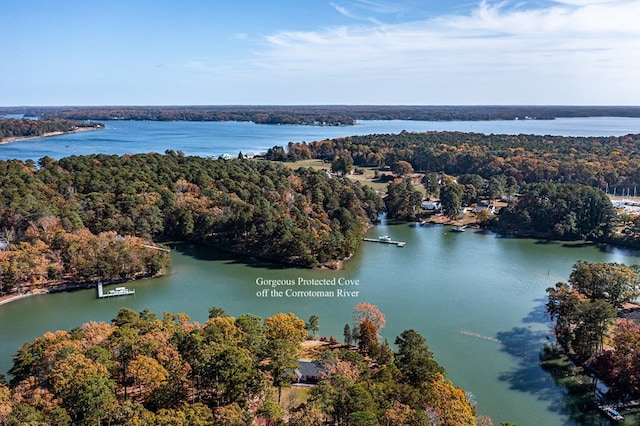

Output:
xmin=472 ymin=202 xmax=495 ymax=214
xmin=422 ymin=200 xmax=441 ymax=210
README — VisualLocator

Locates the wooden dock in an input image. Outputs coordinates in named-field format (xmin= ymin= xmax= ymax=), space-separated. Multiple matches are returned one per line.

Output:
xmin=97 ymin=282 xmax=135 ymax=298
xmin=363 ymin=237 xmax=406 ymax=247
xmin=142 ymin=244 xmax=171 ymax=253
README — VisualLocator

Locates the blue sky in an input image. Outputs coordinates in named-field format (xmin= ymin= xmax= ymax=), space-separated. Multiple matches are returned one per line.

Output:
xmin=2 ymin=0 xmax=639 ymax=105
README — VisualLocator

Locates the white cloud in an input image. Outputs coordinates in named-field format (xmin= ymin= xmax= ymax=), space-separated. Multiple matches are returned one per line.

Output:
xmin=250 ymin=0 xmax=640 ymax=103
xmin=330 ymin=2 xmax=360 ymax=19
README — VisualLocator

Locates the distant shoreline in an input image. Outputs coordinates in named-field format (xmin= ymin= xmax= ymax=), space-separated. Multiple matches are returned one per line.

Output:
xmin=0 ymin=125 xmax=102 ymax=145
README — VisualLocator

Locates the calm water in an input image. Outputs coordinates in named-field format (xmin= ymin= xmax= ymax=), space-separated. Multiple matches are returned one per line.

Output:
xmin=1 ymin=116 xmax=640 ymax=162
xmin=2 ymin=117 xmax=640 ymax=425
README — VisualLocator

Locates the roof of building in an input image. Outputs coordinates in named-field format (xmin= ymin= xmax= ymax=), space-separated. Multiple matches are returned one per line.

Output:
xmin=294 ymin=360 xmax=325 ymax=380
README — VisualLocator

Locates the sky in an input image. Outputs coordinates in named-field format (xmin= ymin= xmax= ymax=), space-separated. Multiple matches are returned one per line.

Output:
xmin=2 ymin=0 xmax=639 ymax=106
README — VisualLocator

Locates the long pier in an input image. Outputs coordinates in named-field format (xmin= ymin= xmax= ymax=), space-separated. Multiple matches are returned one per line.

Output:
xmin=142 ymin=244 xmax=171 ymax=253
xmin=363 ymin=237 xmax=406 ymax=247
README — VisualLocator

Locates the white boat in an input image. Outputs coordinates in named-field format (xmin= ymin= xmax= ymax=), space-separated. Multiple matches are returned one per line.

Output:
xmin=97 ymin=282 xmax=135 ymax=298
xmin=600 ymin=405 xmax=624 ymax=421
xmin=451 ymin=225 xmax=466 ymax=232
xmin=107 ymin=287 xmax=134 ymax=296
xmin=379 ymin=235 xmax=392 ymax=242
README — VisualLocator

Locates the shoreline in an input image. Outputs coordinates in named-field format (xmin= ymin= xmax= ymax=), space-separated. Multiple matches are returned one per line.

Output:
xmin=0 ymin=125 xmax=103 ymax=145
xmin=0 ymin=274 xmax=163 ymax=307
xmin=0 ymin=289 xmax=48 ymax=306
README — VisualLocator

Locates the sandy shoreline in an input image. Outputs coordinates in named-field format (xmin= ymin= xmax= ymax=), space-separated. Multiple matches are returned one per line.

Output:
xmin=0 ymin=126 xmax=102 ymax=145
xmin=0 ymin=289 xmax=48 ymax=306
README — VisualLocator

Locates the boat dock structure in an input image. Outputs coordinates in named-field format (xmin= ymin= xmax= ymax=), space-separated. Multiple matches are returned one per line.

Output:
xmin=363 ymin=236 xmax=406 ymax=247
xmin=97 ymin=282 xmax=135 ymax=298
xmin=598 ymin=405 xmax=624 ymax=421
xmin=142 ymin=244 xmax=171 ymax=253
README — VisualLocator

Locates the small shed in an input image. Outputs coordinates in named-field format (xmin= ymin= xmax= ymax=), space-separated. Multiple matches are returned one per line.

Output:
xmin=0 ymin=237 xmax=9 ymax=251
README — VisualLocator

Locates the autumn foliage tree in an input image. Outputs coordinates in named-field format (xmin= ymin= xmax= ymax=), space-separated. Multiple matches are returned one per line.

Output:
xmin=547 ymin=261 xmax=640 ymax=400
xmin=391 ymin=160 xmax=414 ymax=177
xmin=568 ymin=261 xmax=640 ymax=307
xmin=597 ymin=319 xmax=640 ymax=400
xmin=352 ymin=302 xmax=386 ymax=336
xmin=3 ymin=306 xmax=484 ymax=425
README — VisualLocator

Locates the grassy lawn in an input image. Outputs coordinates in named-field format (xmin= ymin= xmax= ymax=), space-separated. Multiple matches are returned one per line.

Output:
xmin=280 ymin=386 xmax=312 ymax=411
xmin=285 ymin=159 xmax=328 ymax=171
xmin=283 ymin=159 xmax=425 ymax=195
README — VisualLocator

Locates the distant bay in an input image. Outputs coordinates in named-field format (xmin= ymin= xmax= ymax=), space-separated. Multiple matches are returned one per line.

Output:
xmin=1 ymin=117 xmax=640 ymax=162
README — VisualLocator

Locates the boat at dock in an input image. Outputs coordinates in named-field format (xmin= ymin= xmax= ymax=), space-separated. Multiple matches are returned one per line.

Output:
xmin=97 ymin=282 xmax=135 ymax=298
xmin=451 ymin=225 xmax=466 ymax=232
xmin=599 ymin=405 xmax=624 ymax=421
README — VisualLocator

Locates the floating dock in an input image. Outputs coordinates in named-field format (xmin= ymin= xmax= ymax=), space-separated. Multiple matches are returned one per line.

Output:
xmin=363 ymin=236 xmax=406 ymax=247
xmin=97 ymin=282 xmax=135 ymax=298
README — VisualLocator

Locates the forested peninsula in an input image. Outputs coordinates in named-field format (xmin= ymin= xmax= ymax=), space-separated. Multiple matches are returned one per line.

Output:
xmin=0 ymin=153 xmax=382 ymax=299
xmin=0 ymin=118 xmax=103 ymax=143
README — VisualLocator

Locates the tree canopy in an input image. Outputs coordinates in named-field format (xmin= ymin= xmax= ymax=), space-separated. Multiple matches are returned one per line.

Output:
xmin=0 ymin=305 xmax=484 ymax=426
xmin=0 ymin=153 xmax=383 ymax=296
xmin=546 ymin=261 xmax=640 ymax=401
xmin=495 ymin=182 xmax=615 ymax=240
xmin=271 ymin=129 xmax=640 ymax=189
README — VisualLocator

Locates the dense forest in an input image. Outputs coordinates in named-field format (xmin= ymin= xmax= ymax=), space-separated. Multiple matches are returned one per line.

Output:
xmin=271 ymin=131 xmax=640 ymax=189
xmin=0 ymin=153 xmax=383 ymax=296
xmin=545 ymin=262 xmax=640 ymax=405
xmin=493 ymin=183 xmax=616 ymax=240
xmin=3 ymin=105 xmax=640 ymax=125
xmin=267 ymin=129 xmax=640 ymax=247
xmin=0 ymin=119 xmax=103 ymax=141
xmin=0 ymin=303 xmax=487 ymax=426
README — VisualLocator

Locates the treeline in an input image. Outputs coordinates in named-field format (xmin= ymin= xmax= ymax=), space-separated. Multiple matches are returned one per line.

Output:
xmin=274 ymin=131 xmax=640 ymax=188
xmin=0 ymin=118 xmax=103 ymax=141
xmin=3 ymin=105 xmax=640 ymax=125
xmin=494 ymin=183 xmax=616 ymax=240
xmin=546 ymin=262 xmax=640 ymax=403
xmin=274 ymin=132 xmax=640 ymax=244
xmin=0 ymin=154 xmax=382 ymax=295
xmin=0 ymin=304 xmax=482 ymax=425
xmin=2 ymin=106 xmax=357 ymax=126
xmin=0 ymin=228 xmax=170 ymax=296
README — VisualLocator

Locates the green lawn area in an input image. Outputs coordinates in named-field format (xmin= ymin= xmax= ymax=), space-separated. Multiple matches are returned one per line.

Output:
xmin=284 ymin=159 xmax=426 ymax=195
xmin=285 ymin=159 xmax=328 ymax=171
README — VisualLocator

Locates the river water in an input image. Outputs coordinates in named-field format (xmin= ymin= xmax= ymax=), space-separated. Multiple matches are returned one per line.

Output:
xmin=2 ymin=117 xmax=640 ymax=425
xmin=1 ymin=116 xmax=640 ymax=162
